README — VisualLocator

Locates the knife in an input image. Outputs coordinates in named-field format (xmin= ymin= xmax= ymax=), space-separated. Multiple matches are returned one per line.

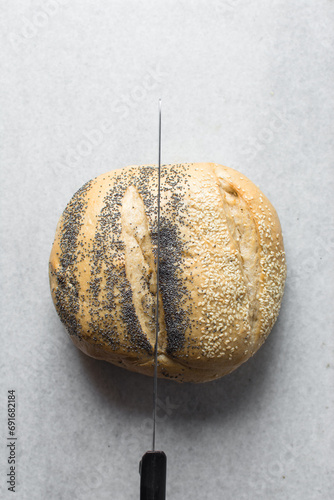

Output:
xmin=139 ymin=99 xmax=167 ymax=500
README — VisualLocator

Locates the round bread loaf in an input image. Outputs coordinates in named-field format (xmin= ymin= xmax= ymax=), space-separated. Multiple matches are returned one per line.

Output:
xmin=49 ymin=162 xmax=286 ymax=383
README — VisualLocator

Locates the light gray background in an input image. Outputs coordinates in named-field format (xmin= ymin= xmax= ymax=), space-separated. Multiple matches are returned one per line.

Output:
xmin=1 ymin=1 xmax=333 ymax=499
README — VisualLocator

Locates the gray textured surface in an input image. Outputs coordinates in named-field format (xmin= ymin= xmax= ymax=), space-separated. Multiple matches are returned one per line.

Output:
xmin=1 ymin=1 xmax=334 ymax=499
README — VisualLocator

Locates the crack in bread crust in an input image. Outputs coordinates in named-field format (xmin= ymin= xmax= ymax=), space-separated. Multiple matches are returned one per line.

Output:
xmin=213 ymin=167 xmax=262 ymax=348
xmin=49 ymin=179 xmax=93 ymax=339
xmin=121 ymin=185 xmax=166 ymax=351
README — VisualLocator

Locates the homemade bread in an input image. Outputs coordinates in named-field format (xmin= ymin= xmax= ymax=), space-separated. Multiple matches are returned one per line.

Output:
xmin=49 ymin=162 xmax=286 ymax=382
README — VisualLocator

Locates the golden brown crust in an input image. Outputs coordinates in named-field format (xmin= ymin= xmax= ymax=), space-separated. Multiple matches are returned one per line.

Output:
xmin=49 ymin=163 xmax=286 ymax=383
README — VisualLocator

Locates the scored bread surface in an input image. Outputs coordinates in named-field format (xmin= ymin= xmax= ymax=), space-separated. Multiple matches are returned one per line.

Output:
xmin=49 ymin=162 xmax=286 ymax=383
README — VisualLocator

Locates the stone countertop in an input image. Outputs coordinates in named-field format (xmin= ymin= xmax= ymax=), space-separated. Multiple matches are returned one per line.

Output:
xmin=1 ymin=1 xmax=333 ymax=499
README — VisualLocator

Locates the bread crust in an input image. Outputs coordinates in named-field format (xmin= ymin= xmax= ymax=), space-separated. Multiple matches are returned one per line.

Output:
xmin=49 ymin=163 xmax=286 ymax=382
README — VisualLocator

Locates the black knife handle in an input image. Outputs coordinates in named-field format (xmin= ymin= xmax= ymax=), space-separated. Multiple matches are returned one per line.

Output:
xmin=139 ymin=451 xmax=167 ymax=500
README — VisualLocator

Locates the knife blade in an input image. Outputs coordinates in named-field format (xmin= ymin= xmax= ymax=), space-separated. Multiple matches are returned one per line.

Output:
xmin=139 ymin=99 xmax=167 ymax=500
